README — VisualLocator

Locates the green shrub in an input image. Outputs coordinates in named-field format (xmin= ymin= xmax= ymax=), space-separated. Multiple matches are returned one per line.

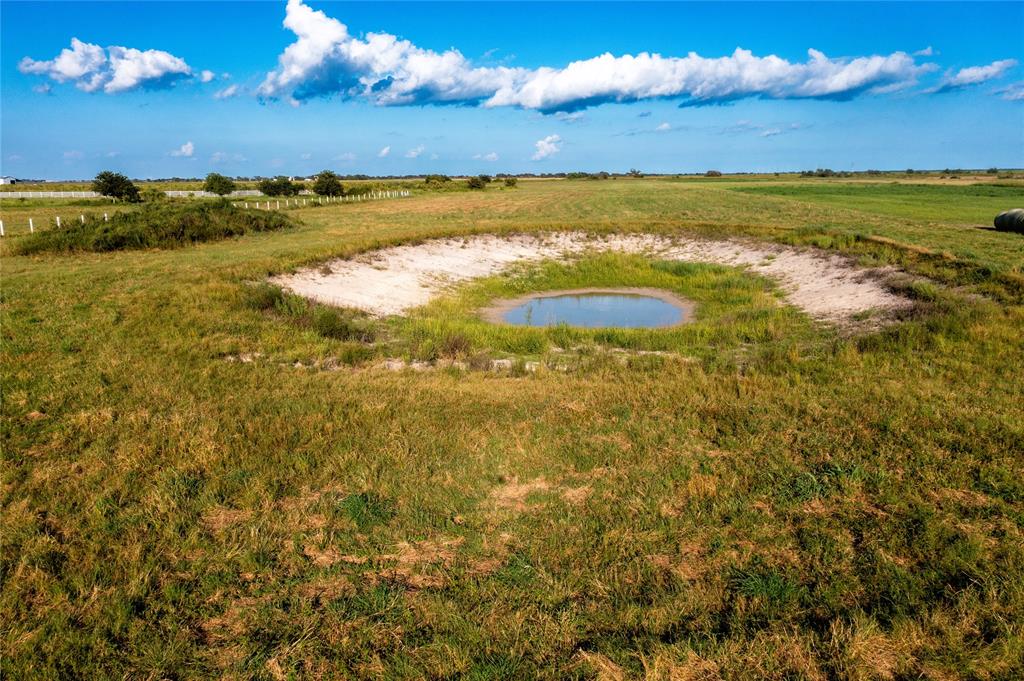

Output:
xmin=203 ymin=173 xmax=236 ymax=196
xmin=243 ymin=283 xmax=285 ymax=311
xmin=312 ymin=308 xmax=356 ymax=340
xmin=504 ymin=177 xmax=518 ymax=187
xmin=17 ymin=202 xmax=292 ymax=254
xmin=92 ymin=171 xmax=140 ymax=202
xmin=312 ymin=170 xmax=343 ymax=197
xmin=466 ymin=177 xmax=486 ymax=190
xmin=258 ymin=177 xmax=299 ymax=196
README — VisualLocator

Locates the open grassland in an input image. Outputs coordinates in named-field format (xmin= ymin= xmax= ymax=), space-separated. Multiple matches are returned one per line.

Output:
xmin=3 ymin=178 xmax=1023 ymax=679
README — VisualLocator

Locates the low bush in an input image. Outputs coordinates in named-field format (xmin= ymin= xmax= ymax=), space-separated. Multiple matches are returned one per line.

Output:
xmin=258 ymin=177 xmax=300 ymax=196
xmin=312 ymin=307 xmax=368 ymax=341
xmin=17 ymin=201 xmax=292 ymax=254
xmin=466 ymin=176 xmax=486 ymax=190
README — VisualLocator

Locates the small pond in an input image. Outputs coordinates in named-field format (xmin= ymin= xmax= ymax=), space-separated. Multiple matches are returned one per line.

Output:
xmin=484 ymin=288 xmax=692 ymax=329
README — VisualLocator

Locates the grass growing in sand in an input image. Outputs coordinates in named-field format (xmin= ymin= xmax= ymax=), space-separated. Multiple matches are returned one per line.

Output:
xmin=2 ymin=177 xmax=1023 ymax=679
xmin=397 ymin=253 xmax=817 ymax=364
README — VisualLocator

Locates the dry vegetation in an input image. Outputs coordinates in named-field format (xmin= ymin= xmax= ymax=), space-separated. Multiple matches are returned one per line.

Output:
xmin=2 ymin=176 xmax=1023 ymax=678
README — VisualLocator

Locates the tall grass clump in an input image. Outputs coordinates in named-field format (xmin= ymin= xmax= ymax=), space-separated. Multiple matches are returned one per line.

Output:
xmin=16 ymin=201 xmax=292 ymax=254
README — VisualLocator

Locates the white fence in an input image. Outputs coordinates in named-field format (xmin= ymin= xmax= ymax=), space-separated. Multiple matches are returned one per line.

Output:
xmin=0 ymin=191 xmax=103 ymax=199
xmin=164 ymin=190 xmax=264 ymax=198
xmin=0 ymin=189 xmax=264 ymax=199
xmin=234 ymin=191 xmax=410 ymax=210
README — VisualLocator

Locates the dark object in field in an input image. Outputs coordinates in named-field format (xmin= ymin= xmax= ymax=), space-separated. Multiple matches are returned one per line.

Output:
xmin=17 ymin=201 xmax=292 ymax=255
xmin=994 ymin=209 xmax=1024 ymax=233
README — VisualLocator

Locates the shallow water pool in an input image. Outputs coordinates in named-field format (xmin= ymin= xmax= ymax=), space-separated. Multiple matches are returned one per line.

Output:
xmin=494 ymin=289 xmax=690 ymax=328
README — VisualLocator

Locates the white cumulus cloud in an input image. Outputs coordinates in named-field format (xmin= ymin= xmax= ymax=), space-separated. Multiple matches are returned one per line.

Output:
xmin=19 ymin=37 xmax=192 ymax=93
xmin=170 ymin=141 xmax=194 ymax=157
xmin=378 ymin=145 xmax=391 ymax=157
xmin=656 ymin=122 xmax=671 ymax=131
xmin=531 ymin=135 xmax=561 ymax=161
xmin=199 ymin=69 xmax=216 ymax=83
xmin=257 ymin=0 xmax=950 ymax=112
xmin=405 ymin=145 xmax=425 ymax=158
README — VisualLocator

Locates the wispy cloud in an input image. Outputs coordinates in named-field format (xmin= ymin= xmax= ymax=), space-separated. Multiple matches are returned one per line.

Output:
xmin=555 ymin=111 xmax=585 ymax=123
xmin=377 ymin=145 xmax=391 ymax=158
xmin=63 ymin=150 xmax=83 ymax=160
xmin=655 ymin=122 xmax=671 ymax=132
xmin=474 ymin=151 xmax=499 ymax=161
xmin=405 ymin=145 xmax=425 ymax=158
xmin=258 ymin=0 xmax=949 ymax=113
xmin=995 ymin=81 xmax=1024 ymax=101
xmin=170 ymin=141 xmax=194 ymax=157
xmin=214 ymin=84 xmax=239 ymax=99
xmin=929 ymin=59 xmax=1017 ymax=94
xmin=531 ymin=134 xmax=561 ymax=161
xmin=333 ymin=152 xmax=357 ymax=161
xmin=211 ymin=151 xmax=246 ymax=163
xmin=19 ymin=37 xmax=192 ymax=93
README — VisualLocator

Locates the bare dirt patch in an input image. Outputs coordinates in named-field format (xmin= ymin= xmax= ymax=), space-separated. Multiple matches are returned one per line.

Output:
xmin=273 ymin=232 xmax=913 ymax=327
xmin=488 ymin=477 xmax=551 ymax=511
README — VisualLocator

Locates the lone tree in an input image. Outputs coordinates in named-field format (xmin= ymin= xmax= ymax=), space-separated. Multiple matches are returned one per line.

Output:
xmin=312 ymin=170 xmax=343 ymax=196
xmin=466 ymin=176 xmax=486 ymax=190
xmin=92 ymin=171 xmax=140 ymax=202
xmin=204 ymin=173 xmax=236 ymax=196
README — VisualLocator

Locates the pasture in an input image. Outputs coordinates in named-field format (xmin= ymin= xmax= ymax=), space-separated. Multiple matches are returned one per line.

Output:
xmin=2 ymin=176 xmax=1023 ymax=679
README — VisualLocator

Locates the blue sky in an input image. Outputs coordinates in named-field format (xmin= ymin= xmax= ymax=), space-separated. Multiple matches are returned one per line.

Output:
xmin=2 ymin=1 xmax=1022 ymax=179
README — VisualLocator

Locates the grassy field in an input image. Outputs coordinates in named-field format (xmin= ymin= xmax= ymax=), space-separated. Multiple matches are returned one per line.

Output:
xmin=3 ymin=177 xmax=1023 ymax=679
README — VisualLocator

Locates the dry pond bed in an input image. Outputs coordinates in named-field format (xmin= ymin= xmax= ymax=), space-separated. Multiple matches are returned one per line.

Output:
xmin=274 ymin=232 xmax=914 ymax=328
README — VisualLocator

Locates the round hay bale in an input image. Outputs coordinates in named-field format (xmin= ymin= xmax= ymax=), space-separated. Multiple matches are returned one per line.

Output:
xmin=994 ymin=208 xmax=1024 ymax=233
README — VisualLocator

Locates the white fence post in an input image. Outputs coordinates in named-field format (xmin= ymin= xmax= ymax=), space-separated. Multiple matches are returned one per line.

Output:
xmin=29 ymin=218 xmax=34 ymax=233
xmin=56 ymin=216 xmax=61 ymax=227
xmin=80 ymin=215 xmax=85 ymax=224
xmin=104 ymin=213 xmax=109 ymax=221
xmin=0 ymin=220 xmax=5 ymax=237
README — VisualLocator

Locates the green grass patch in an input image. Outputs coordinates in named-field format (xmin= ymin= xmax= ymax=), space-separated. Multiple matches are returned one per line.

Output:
xmin=728 ymin=182 xmax=1023 ymax=224
xmin=396 ymin=252 xmax=818 ymax=367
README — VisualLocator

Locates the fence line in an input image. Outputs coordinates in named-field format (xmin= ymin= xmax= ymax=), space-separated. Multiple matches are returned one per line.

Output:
xmin=1 ymin=190 xmax=412 ymax=237
xmin=0 ymin=189 xmax=268 ymax=199
xmin=0 ymin=188 xmax=410 ymax=199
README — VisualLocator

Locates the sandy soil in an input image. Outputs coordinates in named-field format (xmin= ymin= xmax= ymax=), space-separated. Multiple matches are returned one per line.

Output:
xmin=273 ymin=233 xmax=913 ymax=326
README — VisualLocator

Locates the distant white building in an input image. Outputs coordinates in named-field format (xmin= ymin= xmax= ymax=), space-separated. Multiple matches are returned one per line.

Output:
xmin=0 ymin=176 xmax=16 ymax=185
